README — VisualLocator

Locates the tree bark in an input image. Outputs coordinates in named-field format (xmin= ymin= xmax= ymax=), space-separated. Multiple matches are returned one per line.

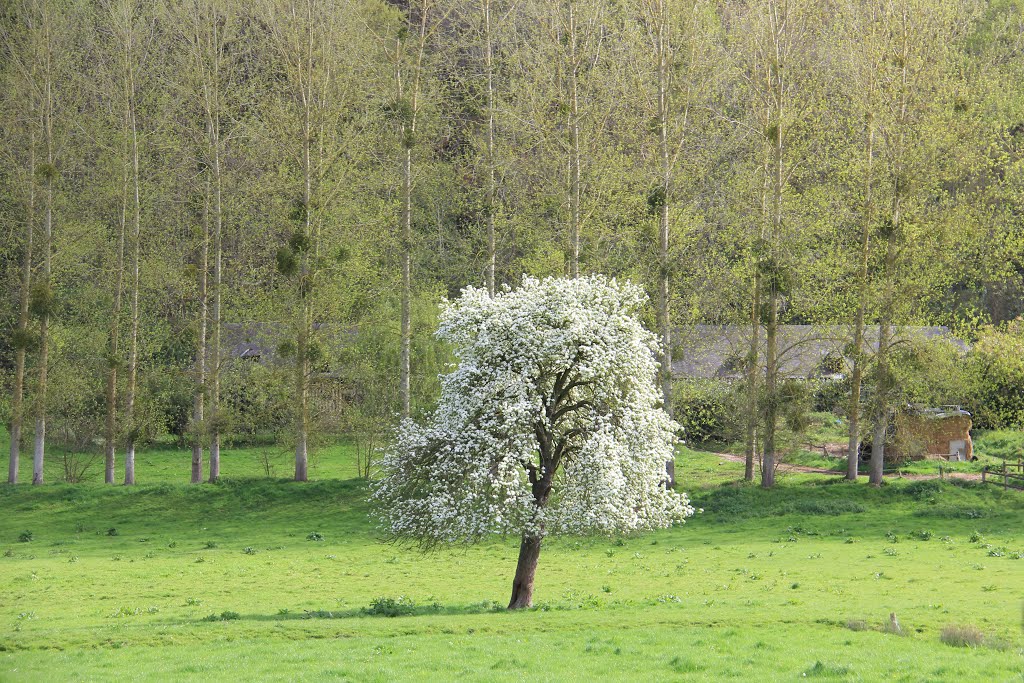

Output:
xmin=398 ymin=5 xmax=428 ymax=419
xmin=207 ymin=92 xmax=223 ymax=484
xmin=9 ymin=129 xmax=34 ymax=485
xmin=294 ymin=8 xmax=314 ymax=483
xmin=744 ymin=278 xmax=760 ymax=482
xmin=33 ymin=23 xmax=56 ymax=486
xmin=846 ymin=111 xmax=873 ymax=482
xmin=761 ymin=5 xmax=785 ymax=490
xmin=192 ymin=166 xmax=210 ymax=484
xmin=508 ymin=533 xmax=542 ymax=609
xmin=869 ymin=5 xmax=909 ymax=488
xmin=104 ymin=154 xmax=128 ymax=485
xmin=869 ymin=329 xmax=889 ymax=487
xmin=566 ymin=0 xmax=581 ymax=279
xmin=123 ymin=23 xmax=141 ymax=487
xmin=482 ymin=0 xmax=496 ymax=296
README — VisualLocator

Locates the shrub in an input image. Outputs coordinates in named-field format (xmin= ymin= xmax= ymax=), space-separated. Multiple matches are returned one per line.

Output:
xmin=673 ymin=380 xmax=738 ymax=445
xmin=306 ymin=531 xmax=324 ymax=542
xmin=18 ymin=531 xmax=33 ymax=543
xmin=811 ymin=376 xmax=851 ymax=414
xmin=940 ymin=624 xmax=985 ymax=648
xmin=202 ymin=611 xmax=241 ymax=622
xmin=363 ymin=596 xmax=416 ymax=617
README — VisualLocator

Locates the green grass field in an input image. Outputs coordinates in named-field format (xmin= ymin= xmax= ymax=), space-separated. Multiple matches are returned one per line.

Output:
xmin=1 ymin=440 xmax=1023 ymax=681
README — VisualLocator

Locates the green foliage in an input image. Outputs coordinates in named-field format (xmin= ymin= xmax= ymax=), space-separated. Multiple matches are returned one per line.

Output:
xmin=28 ymin=281 xmax=55 ymax=318
xmin=363 ymin=596 xmax=417 ymax=617
xmin=963 ymin=321 xmax=1024 ymax=429
xmin=672 ymin=380 xmax=737 ymax=445
xmin=973 ymin=430 xmax=1024 ymax=460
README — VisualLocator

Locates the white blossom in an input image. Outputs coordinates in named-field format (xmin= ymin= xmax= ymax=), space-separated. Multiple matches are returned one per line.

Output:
xmin=372 ymin=275 xmax=695 ymax=545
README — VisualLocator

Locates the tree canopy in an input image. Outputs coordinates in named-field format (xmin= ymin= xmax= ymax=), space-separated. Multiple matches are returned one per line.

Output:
xmin=373 ymin=275 xmax=695 ymax=607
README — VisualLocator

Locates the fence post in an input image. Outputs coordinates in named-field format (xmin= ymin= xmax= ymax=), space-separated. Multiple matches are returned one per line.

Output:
xmin=981 ymin=467 xmax=987 ymax=484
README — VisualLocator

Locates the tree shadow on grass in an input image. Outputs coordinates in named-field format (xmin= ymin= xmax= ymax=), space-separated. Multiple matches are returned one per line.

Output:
xmin=192 ymin=599 xmax=507 ymax=625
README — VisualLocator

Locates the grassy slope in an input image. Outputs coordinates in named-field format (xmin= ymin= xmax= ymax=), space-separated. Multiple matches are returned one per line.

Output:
xmin=0 ymin=444 xmax=1022 ymax=681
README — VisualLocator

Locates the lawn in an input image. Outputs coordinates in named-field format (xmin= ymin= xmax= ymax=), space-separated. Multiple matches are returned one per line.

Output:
xmin=1 ymin=443 xmax=1022 ymax=681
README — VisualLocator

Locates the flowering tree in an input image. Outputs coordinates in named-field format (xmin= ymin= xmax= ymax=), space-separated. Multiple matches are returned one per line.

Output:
xmin=373 ymin=275 xmax=695 ymax=609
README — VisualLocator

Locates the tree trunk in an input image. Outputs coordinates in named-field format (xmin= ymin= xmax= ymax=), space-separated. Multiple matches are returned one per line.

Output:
xmin=105 ymin=145 xmax=128 ymax=485
xmin=847 ymin=114 xmax=873 ymax=481
xmin=295 ymin=34 xmax=313 ymax=482
xmin=567 ymin=0 xmax=581 ymax=279
xmin=33 ymin=50 xmax=55 ymax=486
xmin=33 ymin=191 xmax=51 ymax=486
xmin=192 ymin=168 xmax=210 ymax=484
xmin=869 ymin=327 xmax=890 ymax=487
xmin=744 ymin=278 xmax=760 ymax=482
xmin=762 ymin=287 xmax=778 ymax=489
xmin=398 ymin=7 xmax=428 ymax=419
xmin=400 ymin=144 xmax=412 ymax=419
xmin=760 ymin=2 xmax=785 ymax=490
xmin=295 ymin=320 xmax=309 ymax=482
xmin=483 ymin=0 xmax=496 ymax=296
xmin=122 ymin=6 xmax=141 ymax=487
xmin=207 ymin=117 xmax=223 ymax=483
xmin=869 ymin=9 xmax=908 ymax=488
xmin=508 ymin=533 xmax=543 ymax=609
xmin=9 ymin=130 xmax=35 ymax=485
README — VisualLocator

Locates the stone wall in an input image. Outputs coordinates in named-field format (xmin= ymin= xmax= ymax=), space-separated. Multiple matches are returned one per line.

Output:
xmin=893 ymin=414 xmax=973 ymax=461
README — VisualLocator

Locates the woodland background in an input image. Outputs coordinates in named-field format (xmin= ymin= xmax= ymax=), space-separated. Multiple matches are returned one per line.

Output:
xmin=3 ymin=0 xmax=1024 ymax=485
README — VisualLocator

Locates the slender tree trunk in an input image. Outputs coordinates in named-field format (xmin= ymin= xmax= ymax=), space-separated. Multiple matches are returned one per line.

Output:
xmin=398 ymin=7 xmax=428 ymax=419
xmin=760 ymin=2 xmax=786 ymax=490
xmin=104 ymin=157 xmax=128 ymax=484
xmin=654 ymin=0 xmax=672 ymax=415
xmin=869 ymin=6 xmax=909 ymax=488
xmin=192 ymin=170 xmax=210 ymax=484
xmin=208 ymin=117 xmax=223 ymax=483
xmin=846 ymin=112 xmax=874 ymax=481
xmin=762 ymin=286 xmax=778 ymax=489
xmin=9 ymin=131 xmax=35 ymax=485
xmin=508 ymin=533 xmax=543 ymax=609
xmin=400 ymin=143 xmax=412 ymax=419
xmin=33 ymin=32 xmax=56 ymax=487
xmin=483 ymin=0 xmax=497 ymax=296
xmin=744 ymin=278 xmax=760 ymax=482
xmin=567 ymin=0 xmax=581 ymax=278
xmin=869 ymin=321 xmax=890 ymax=486
xmin=294 ymin=171 xmax=309 ymax=482
xmin=123 ymin=43 xmax=141 ymax=487
xmin=295 ymin=319 xmax=309 ymax=481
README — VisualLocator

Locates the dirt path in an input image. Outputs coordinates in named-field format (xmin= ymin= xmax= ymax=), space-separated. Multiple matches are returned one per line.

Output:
xmin=711 ymin=451 xmax=983 ymax=482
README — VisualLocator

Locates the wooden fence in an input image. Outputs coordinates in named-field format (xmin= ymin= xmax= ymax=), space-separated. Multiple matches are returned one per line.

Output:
xmin=981 ymin=458 xmax=1024 ymax=491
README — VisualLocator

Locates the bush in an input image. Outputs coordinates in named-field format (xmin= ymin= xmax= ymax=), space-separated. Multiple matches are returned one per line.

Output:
xmin=363 ymin=596 xmax=416 ymax=617
xmin=973 ymin=430 xmax=1024 ymax=460
xmin=940 ymin=624 xmax=985 ymax=648
xmin=673 ymin=380 xmax=738 ymax=445
xmin=963 ymin=321 xmax=1024 ymax=430
xmin=811 ymin=376 xmax=851 ymax=414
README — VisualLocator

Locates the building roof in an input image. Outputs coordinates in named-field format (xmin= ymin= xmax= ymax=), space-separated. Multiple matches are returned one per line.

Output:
xmin=671 ymin=325 xmax=964 ymax=380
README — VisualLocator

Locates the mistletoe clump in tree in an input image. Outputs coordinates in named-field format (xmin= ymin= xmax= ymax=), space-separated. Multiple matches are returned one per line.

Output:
xmin=373 ymin=275 xmax=695 ymax=609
